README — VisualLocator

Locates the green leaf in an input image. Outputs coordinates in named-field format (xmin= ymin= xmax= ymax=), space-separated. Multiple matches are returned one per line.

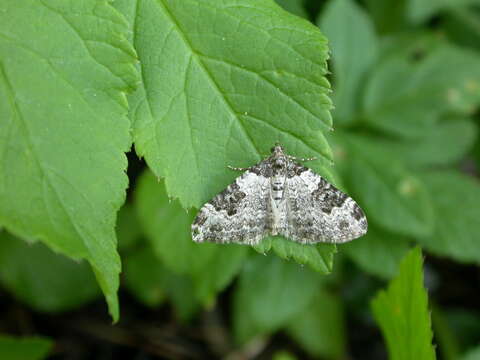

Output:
xmin=0 ymin=0 xmax=138 ymax=321
xmin=417 ymin=171 xmax=480 ymax=264
xmin=363 ymin=0 xmax=407 ymax=34
xmin=432 ymin=306 xmax=462 ymax=360
xmin=318 ymin=0 xmax=378 ymax=124
xmin=0 ymin=335 xmax=53 ymax=360
xmin=333 ymin=133 xmax=434 ymax=237
xmin=408 ymin=0 xmax=480 ymax=23
xmin=123 ymin=246 xmax=167 ymax=307
xmin=116 ymin=203 xmax=142 ymax=252
xmin=371 ymin=247 xmax=436 ymax=360
xmin=273 ymin=351 xmax=298 ymax=360
xmin=134 ymin=170 xmax=247 ymax=303
xmin=463 ymin=346 xmax=480 ymax=360
xmin=443 ymin=8 xmax=480 ymax=51
xmin=233 ymin=254 xmax=319 ymax=343
xmin=342 ymin=225 xmax=411 ymax=279
xmin=0 ymin=231 xmax=100 ymax=313
xmin=373 ymin=118 xmax=477 ymax=168
xmin=115 ymin=0 xmax=333 ymax=209
xmin=286 ymin=289 xmax=346 ymax=359
xmin=275 ymin=0 xmax=308 ymax=19
xmin=123 ymin=244 xmax=200 ymax=320
xmin=253 ymin=236 xmax=335 ymax=274
xmin=363 ymin=44 xmax=480 ymax=138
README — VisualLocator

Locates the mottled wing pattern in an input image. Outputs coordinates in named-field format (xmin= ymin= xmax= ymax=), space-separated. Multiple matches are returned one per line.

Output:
xmin=192 ymin=167 xmax=270 ymax=245
xmin=282 ymin=163 xmax=368 ymax=244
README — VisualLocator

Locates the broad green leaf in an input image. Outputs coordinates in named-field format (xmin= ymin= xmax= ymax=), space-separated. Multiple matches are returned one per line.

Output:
xmin=408 ymin=0 xmax=480 ymax=23
xmin=333 ymin=133 xmax=434 ymax=237
xmin=443 ymin=8 xmax=480 ymax=50
xmin=417 ymin=171 xmax=480 ymax=264
xmin=0 ymin=335 xmax=52 ymax=360
xmin=123 ymin=245 xmax=200 ymax=320
xmin=115 ymin=0 xmax=333 ymax=209
xmin=374 ymin=118 xmax=477 ymax=168
xmin=363 ymin=0 xmax=407 ymax=34
xmin=371 ymin=247 xmax=436 ymax=360
xmin=233 ymin=254 xmax=319 ymax=343
xmin=286 ymin=289 xmax=346 ymax=359
xmin=343 ymin=225 xmax=411 ymax=279
xmin=123 ymin=246 xmax=167 ymax=307
xmin=165 ymin=273 xmax=201 ymax=322
xmin=363 ymin=44 xmax=480 ymax=138
xmin=253 ymin=236 xmax=335 ymax=274
xmin=275 ymin=0 xmax=308 ymax=19
xmin=318 ymin=0 xmax=378 ymax=124
xmin=379 ymin=31 xmax=445 ymax=61
xmin=134 ymin=170 xmax=247 ymax=303
xmin=432 ymin=306 xmax=462 ymax=360
xmin=190 ymin=243 xmax=247 ymax=304
xmin=273 ymin=351 xmax=298 ymax=360
xmin=444 ymin=308 xmax=480 ymax=352
xmin=116 ymin=203 xmax=142 ymax=252
xmin=464 ymin=346 xmax=480 ymax=360
xmin=0 ymin=231 xmax=100 ymax=313
xmin=0 ymin=0 xmax=138 ymax=321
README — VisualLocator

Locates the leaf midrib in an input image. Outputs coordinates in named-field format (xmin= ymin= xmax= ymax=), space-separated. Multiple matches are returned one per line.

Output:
xmin=156 ymin=0 xmax=260 ymax=158
xmin=0 ymin=61 xmax=95 ymax=258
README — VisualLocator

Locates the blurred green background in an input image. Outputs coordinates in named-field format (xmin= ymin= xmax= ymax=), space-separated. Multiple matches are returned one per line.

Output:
xmin=1 ymin=0 xmax=480 ymax=359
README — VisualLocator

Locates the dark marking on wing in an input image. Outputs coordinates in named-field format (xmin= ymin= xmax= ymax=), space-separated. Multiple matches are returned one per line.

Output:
xmin=249 ymin=159 xmax=274 ymax=178
xmin=352 ymin=204 xmax=366 ymax=222
xmin=287 ymin=162 xmax=308 ymax=178
xmin=312 ymin=180 xmax=348 ymax=214
xmin=339 ymin=220 xmax=349 ymax=230
xmin=193 ymin=210 xmax=207 ymax=226
xmin=209 ymin=182 xmax=246 ymax=216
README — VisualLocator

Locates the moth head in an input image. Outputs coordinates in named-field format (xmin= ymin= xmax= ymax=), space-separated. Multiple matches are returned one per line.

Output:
xmin=271 ymin=143 xmax=284 ymax=154
xmin=274 ymin=157 xmax=286 ymax=170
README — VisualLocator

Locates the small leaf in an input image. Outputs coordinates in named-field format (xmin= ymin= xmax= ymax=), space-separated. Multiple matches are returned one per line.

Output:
xmin=463 ymin=346 xmax=480 ymax=360
xmin=0 ymin=0 xmax=138 ymax=321
xmin=333 ymin=133 xmax=434 ymax=237
xmin=342 ymin=225 xmax=411 ymax=279
xmin=371 ymin=247 xmax=436 ymax=360
xmin=318 ymin=0 xmax=378 ymax=124
xmin=0 ymin=231 xmax=100 ymax=313
xmin=116 ymin=204 xmax=142 ymax=252
xmin=134 ymin=170 xmax=247 ymax=303
xmin=432 ymin=306 xmax=462 ymax=360
xmin=286 ymin=289 xmax=346 ymax=359
xmin=372 ymin=118 xmax=477 ymax=168
xmin=123 ymin=246 xmax=167 ymax=307
xmin=0 ymin=335 xmax=53 ymax=360
xmin=115 ymin=0 xmax=333 ymax=209
xmin=363 ymin=44 xmax=480 ymax=138
xmin=273 ymin=351 xmax=298 ymax=360
xmin=233 ymin=254 xmax=319 ymax=343
xmin=443 ymin=8 xmax=480 ymax=51
xmin=417 ymin=171 xmax=480 ymax=264
xmin=363 ymin=0 xmax=407 ymax=34
xmin=253 ymin=236 xmax=335 ymax=274
xmin=123 ymin=244 xmax=200 ymax=320
xmin=408 ymin=0 xmax=480 ymax=23
xmin=275 ymin=0 xmax=308 ymax=19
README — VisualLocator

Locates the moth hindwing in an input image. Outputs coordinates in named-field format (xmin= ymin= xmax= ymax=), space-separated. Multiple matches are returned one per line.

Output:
xmin=191 ymin=145 xmax=367 ymax=245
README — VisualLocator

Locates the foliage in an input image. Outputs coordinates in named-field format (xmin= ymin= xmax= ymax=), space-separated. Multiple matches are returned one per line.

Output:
xmin=371 ymin=247 xmax=436 ymax=360
xmin=1 ymin=0 xmax=480 ymax=358
xmin=0 ymin=335 xmax=52 ymax=360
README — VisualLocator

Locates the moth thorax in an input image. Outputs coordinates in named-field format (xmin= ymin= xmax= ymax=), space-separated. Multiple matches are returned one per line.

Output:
xmin=271 ymin=175 xmax=285 ymax=201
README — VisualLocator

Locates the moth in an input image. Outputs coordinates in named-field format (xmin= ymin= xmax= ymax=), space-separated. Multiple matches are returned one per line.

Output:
xmin=191 ymin=144 xmax=367 ymax=245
